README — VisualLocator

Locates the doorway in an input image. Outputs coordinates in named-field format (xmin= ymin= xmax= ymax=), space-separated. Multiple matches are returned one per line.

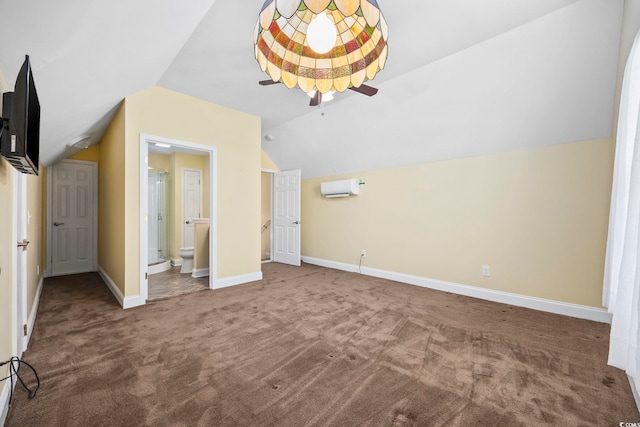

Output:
xmin=139 ymin=134 xmax=217 ymax=303
xmin=181 ymin=168 xmax=202 ymax=249
xmin=263 ymin=169 xmax=301 ymax=267
xmin=261 ymin=170 xmax=273 ymax=262
xmin=47 ymin=160 xmax=98 ymax=277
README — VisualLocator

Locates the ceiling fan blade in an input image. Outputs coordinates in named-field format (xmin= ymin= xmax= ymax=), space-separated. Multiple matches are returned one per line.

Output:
xmin=349 ymin=84 xmax=378 ymax=96
xmin=309 ymin=91 xmax=322 ymax=107
xmin=258 ymin=79 xmax=282 ymax=86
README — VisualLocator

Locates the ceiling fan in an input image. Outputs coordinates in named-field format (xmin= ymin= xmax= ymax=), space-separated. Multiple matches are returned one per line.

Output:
xmin=258 ymin=80 xmax=378 ymax=106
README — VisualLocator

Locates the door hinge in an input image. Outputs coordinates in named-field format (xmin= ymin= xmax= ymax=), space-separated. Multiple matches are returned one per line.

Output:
xmin=23 ymin=324 xmax=27 ymax=336
xmin=145 ymin=272 xmax=148 ymax=280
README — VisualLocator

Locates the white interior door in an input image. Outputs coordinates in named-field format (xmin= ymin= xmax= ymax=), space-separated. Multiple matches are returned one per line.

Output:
xmin=51 ymin=161 xmax=96 ymax=276
xmin=182 ymin=169 xmax=201 ymax=248
xmin=273 ymin=169 xmax=301 ymax=266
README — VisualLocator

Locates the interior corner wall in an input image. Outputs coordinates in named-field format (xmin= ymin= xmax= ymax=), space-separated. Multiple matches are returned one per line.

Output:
xmin=301 ymin=138 xmax=614 ymax=308
xmin=98 ymin=103 xmax=126 ymax=294
xmin=261 ymin=150 xmax=279 ymax=170
xmin=125 ymin=86 xmax=261 ymax=297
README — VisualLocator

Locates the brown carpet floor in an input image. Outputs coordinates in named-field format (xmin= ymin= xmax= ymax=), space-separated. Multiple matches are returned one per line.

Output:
xmin=5 ymin=263 xmax=640 ymax=426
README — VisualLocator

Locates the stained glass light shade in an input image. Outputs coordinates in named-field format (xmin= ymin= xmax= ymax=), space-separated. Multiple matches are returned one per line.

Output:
xmin=254 ymin=0 xmax=389 ymax=94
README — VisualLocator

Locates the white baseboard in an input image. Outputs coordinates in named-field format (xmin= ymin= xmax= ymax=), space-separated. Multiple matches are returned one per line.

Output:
xmin=215 ymin=272 xmax=263 ymax=290
xmin=1 ymin=274 xmax=45 ymax=425
xmin=0 ymin=374 xmax=11 ymax=427
xmin=171 ymin=257 xmax=182 ymax=267
xmin=301 ymin=256 xmax=612 ymax=324
xmin=24 ymin=275 xmax=44 ymax=351
xmin=97 ymin=266 xmax=144 ymax=310
xmin=191 ymin=268 xmax=209 ymax=279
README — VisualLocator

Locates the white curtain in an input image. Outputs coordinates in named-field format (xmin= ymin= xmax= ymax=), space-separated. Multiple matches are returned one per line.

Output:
xmin=603 ymin=29 xmax=640 ymax=395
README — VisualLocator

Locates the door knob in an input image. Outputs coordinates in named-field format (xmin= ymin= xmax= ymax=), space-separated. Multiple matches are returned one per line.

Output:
xmin=293 ymin=220 xmax=300 ymax=225
xmin=53 ymin=222 xmax=65 ymax=226
xmin=185 ymin=220 xmax=191 ymax=224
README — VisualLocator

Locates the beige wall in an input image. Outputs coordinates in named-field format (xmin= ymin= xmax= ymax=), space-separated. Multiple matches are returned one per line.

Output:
xmin=261 ymin=151 xmax=279 ymax=170
xmin=148 ymin=152 xmax=170 ymax=171
xmin=0 ymin=66 xmax=14 ymax=378
xmin=302 ymin=138 xmax=614 ymax=308
xmin=98 ymin=103 xmax=126 ymax=294
xmin=122 ymin=86 xmax=261 ymax=297
xmin=68 ymin=144 xmax=100 ymax=163
xmin=0 ymin=156 xmax=13 ymax=376
xmin=194 ymin=221 xmax=210 ymax=270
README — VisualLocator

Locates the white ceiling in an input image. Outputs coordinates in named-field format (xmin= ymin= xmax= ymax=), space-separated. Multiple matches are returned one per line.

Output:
xmin=0 ymin=0 xmax=625 ymax=177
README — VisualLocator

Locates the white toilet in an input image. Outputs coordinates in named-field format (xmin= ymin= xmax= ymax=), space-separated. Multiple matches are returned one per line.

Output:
xmin=178 ymin=247 xmax=194 ymax=274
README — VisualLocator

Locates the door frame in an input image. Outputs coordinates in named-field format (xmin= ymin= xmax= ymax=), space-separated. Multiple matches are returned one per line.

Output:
xmin=272 ymin=169 xmax=301 ymax=266
xmin=45 ymin=159 xmax=98 ymax=278
xmin=261 ymin=169 xmax=276 ymax=263
xmin=139 ymin=134 xmax=218 ymax=303
xmin=13 ymin=171 xmax=27 ymax=355
xmin=181 ymin=168 xmax=203 ymax=248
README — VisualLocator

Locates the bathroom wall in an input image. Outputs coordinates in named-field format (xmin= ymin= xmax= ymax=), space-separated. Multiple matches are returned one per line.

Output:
xmin=148 ymin=152 xmax=170 ymax=171
xmin=193 ymin=221 xmax=210 ymax=272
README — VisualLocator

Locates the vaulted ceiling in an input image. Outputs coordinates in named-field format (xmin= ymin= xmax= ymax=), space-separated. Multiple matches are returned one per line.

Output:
xmin=0 ymin=0 xmax=625 ymax=178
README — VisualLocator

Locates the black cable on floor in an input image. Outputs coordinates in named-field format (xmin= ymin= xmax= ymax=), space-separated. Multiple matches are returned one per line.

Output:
xmin=0 ymin=356 xmax=40 ymax=404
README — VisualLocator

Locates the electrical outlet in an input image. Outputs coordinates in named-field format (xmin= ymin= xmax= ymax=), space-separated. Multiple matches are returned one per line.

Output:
xmin=482 ymin=265 xmax=490 ymax=277
xmin=360 ymin=250 xmax=366 ymax=257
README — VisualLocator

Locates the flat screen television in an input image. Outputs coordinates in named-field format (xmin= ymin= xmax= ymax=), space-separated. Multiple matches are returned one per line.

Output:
xmin=0 ymin=55 xmax=40 ymax=175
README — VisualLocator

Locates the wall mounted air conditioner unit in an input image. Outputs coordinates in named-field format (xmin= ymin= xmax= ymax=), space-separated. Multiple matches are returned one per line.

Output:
xmin=320 ymin=179 xmax=361 ymax=198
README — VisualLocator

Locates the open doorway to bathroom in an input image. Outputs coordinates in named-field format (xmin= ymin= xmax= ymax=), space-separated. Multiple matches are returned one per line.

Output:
xmin=261 ymin=170 xmax=274 ymax=263
xmin=139 ymin=134 xmax=217 ymax=302
xmin=147 ymin=163 xmax=208 ymax=299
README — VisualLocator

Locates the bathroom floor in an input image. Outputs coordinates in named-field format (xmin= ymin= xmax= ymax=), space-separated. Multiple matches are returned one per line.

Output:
xmin=148 ymin=266 xmax=209 ymax=300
